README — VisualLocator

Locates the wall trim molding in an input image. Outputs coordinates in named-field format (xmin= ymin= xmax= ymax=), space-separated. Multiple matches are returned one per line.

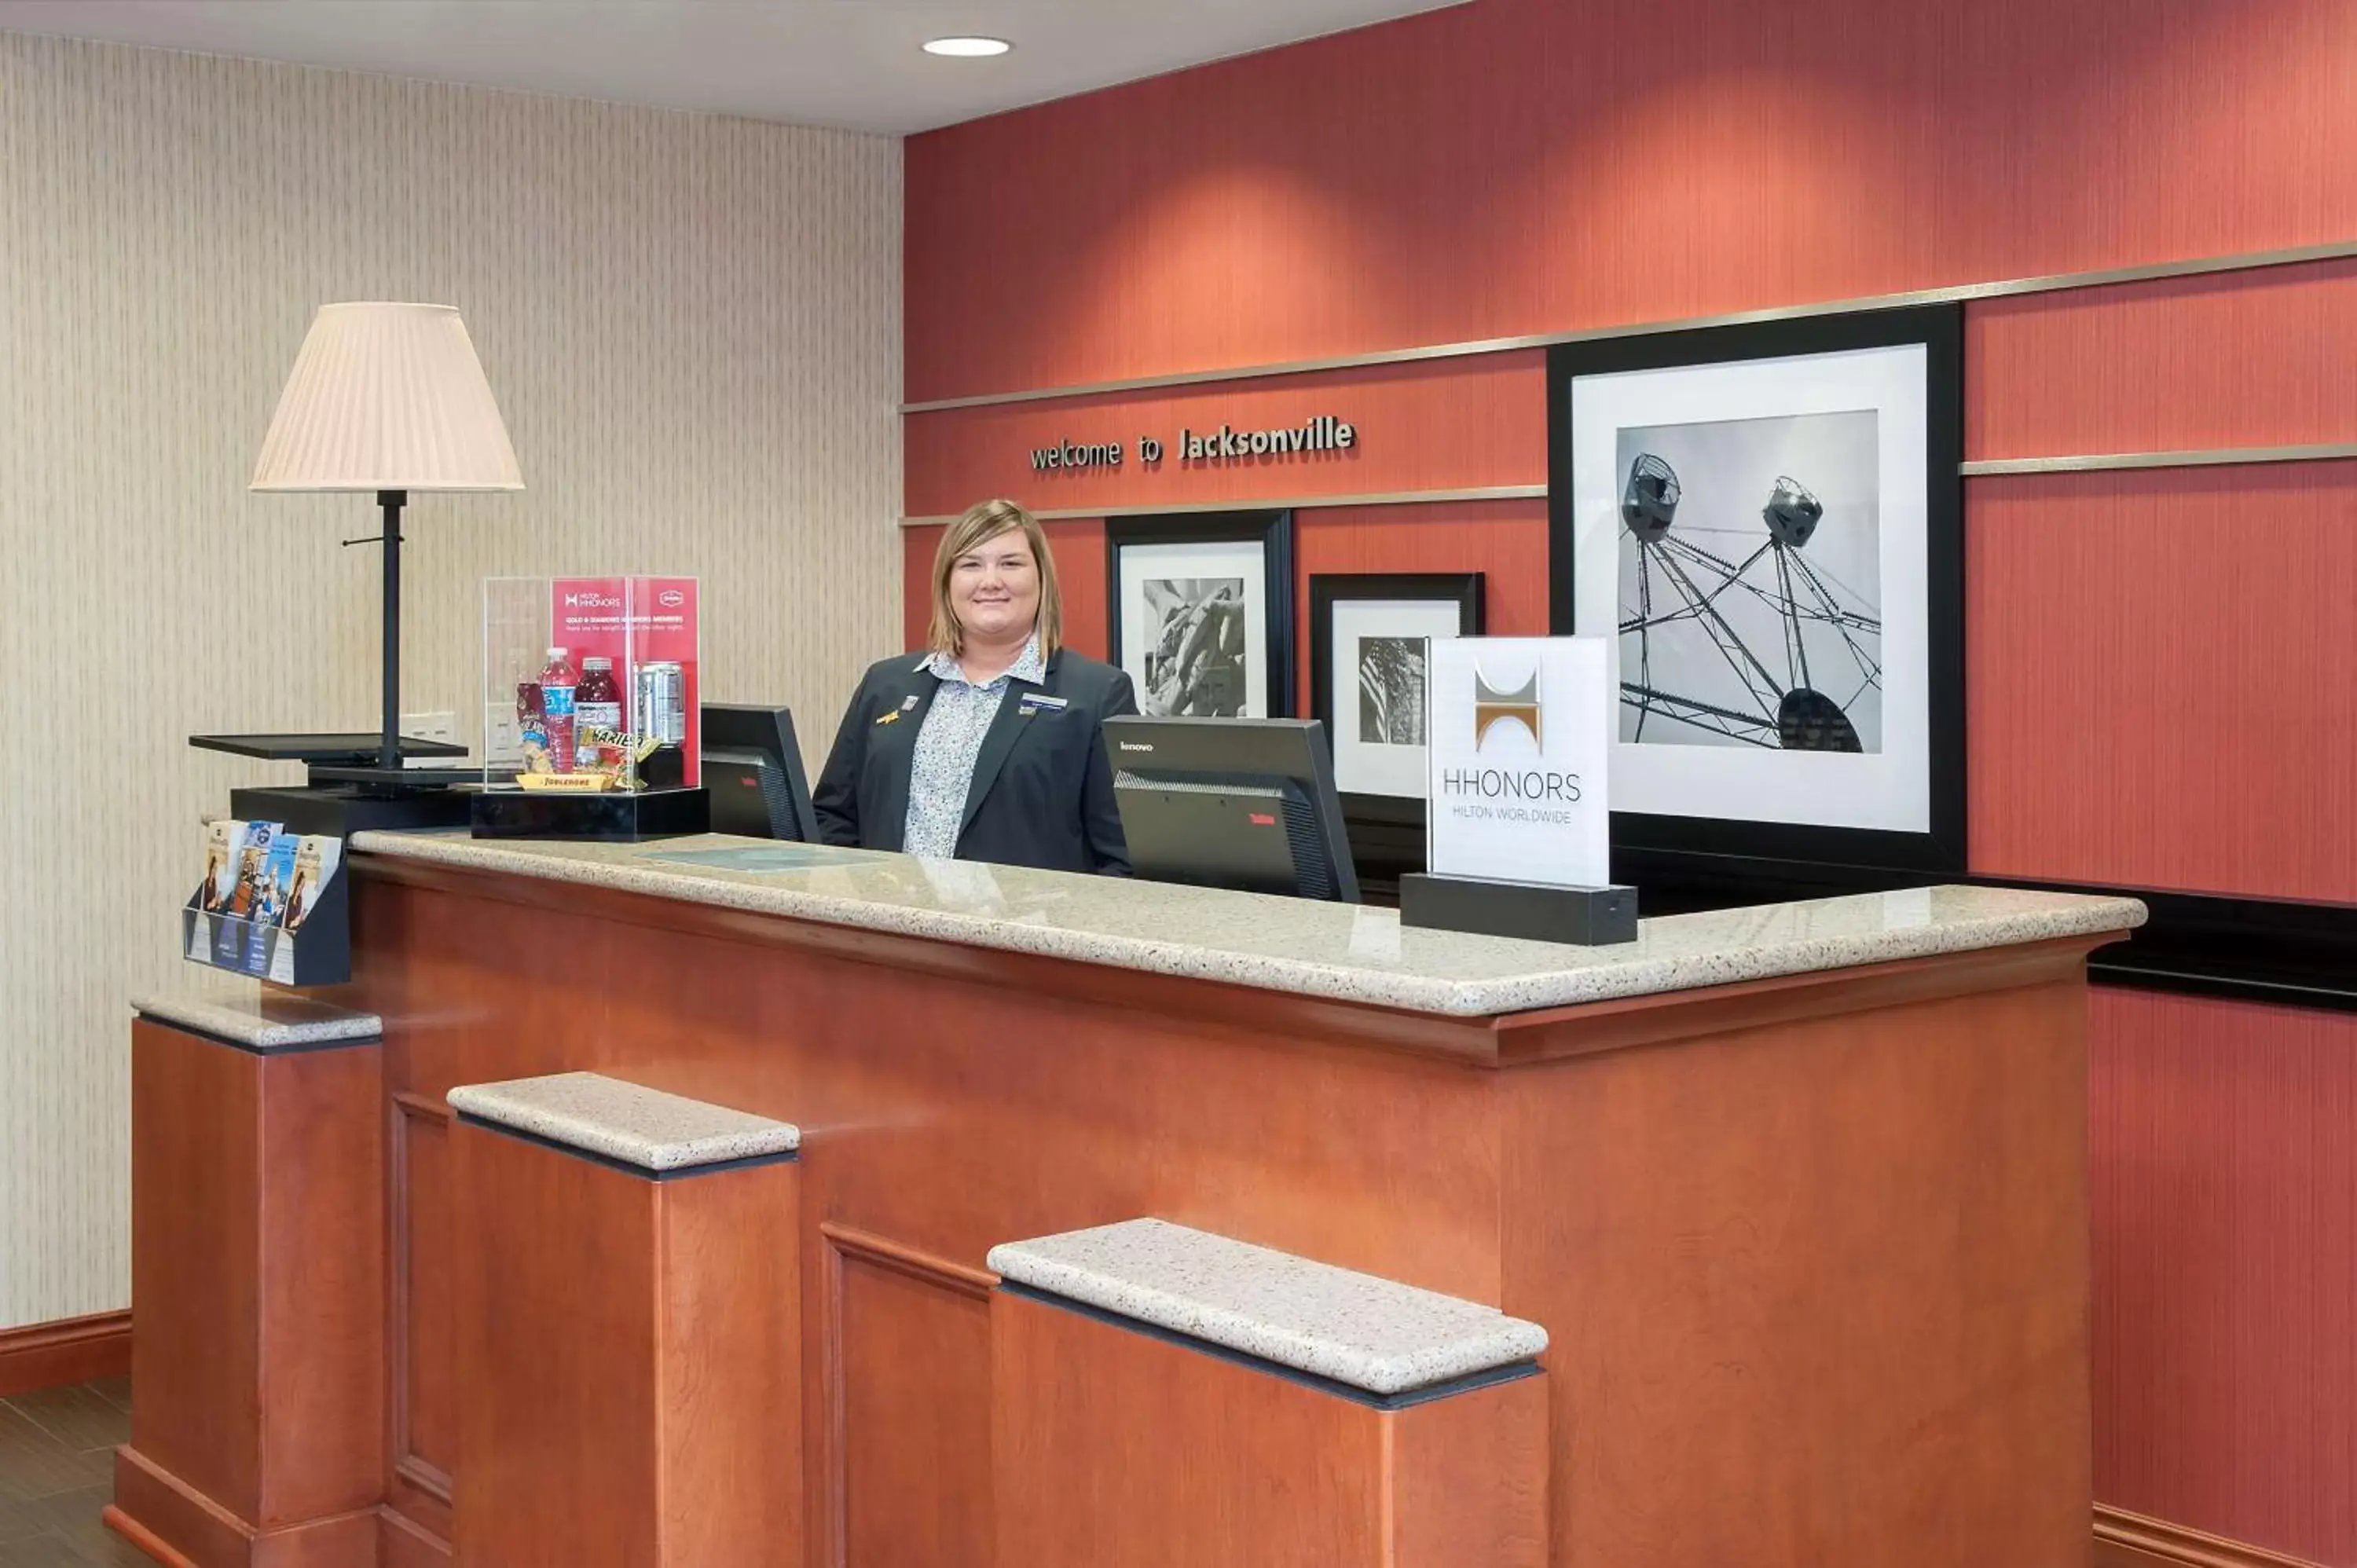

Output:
xmin=1965 ymin=441 xmax=2357 ymax=477
xmin=901 ymin=483 xmax=1548 ymax=527
xmin=2095 ymin=1505 xmax=2327 ymax=1568
xmin=0 ymin=1308 xmax=130 ymax=1397
xmin=902 ymin=239 xmax=2357 ymax=413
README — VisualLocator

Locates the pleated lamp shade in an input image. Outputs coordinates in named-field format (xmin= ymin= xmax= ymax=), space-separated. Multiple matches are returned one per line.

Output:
xmin=251 ymin=302 xmax=524 ymax=493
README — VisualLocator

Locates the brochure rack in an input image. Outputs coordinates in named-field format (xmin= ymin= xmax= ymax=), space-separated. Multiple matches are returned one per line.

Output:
xmin=182 ymin=833 xmax=353 ymax=987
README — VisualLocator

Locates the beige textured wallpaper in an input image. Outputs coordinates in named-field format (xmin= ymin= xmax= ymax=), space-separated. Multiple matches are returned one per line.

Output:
xmin=0 ymin=31 xmax=903 ymax=1329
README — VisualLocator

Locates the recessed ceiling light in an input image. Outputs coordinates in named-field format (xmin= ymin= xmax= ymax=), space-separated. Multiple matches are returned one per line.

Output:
xmin=922 ymin=36 xmax=1012 ymax=57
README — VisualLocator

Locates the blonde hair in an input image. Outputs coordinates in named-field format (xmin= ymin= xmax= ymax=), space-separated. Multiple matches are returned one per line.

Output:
xmin=927 ymin=499 xmax=1063 ymax=658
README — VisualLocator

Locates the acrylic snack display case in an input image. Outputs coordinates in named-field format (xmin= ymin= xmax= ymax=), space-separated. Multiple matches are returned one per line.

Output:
xmin=473 ymin=574 xmax=709 ymax=840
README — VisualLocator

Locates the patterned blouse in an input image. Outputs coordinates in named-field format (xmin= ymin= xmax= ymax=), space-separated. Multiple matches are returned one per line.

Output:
xmin=902 ymin=632 xmax=1047 ymax=859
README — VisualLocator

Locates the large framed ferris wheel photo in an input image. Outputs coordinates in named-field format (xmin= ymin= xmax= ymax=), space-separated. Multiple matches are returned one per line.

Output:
xmin=1547 ymin=304 xmax=1965 ymax=892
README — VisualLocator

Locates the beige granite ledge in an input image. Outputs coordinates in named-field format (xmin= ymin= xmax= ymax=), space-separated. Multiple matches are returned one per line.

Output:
xmin=988 ymin=1218 xmax=1548 ymax=1396
xmin=133 ymin=984 xmax=380 ymax=1050
xmin=352 ymin=830 xmax=2145 ymax=1019
xmin=447 ymin=1072 xmax=799 ymax=1171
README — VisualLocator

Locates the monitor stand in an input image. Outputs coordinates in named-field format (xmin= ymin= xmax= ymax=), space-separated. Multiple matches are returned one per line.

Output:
xmin=198 ymin=731 xmax=478 ymax=834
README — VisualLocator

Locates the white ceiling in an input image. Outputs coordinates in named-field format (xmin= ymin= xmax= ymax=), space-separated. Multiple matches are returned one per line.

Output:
xmin=0 ymin=0 xmax=1470 ymax=134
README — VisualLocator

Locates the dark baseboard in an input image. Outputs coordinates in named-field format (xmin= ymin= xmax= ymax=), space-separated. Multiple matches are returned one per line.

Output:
xmin=0 ymin=1308 xmax=130 ymax=1398
xmin=2096 ymin=1504 xmax=2328 ymax=1568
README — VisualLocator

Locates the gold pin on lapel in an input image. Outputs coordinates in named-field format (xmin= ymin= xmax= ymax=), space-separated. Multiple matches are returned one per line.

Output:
xmin=875 ymin=711 xmax=900 ymax=726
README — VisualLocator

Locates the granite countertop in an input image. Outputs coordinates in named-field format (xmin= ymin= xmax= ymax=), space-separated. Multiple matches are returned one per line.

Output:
xmin=988 ymin=1218 xmax=1548 ymax=1396
xmin=352 ymin=830 xmax=2145 ymax=1019
xmin=447 ymin=1071 xmax=800 ymax=1171
xmin=133 ymin=979 xmax=381 ymax=1050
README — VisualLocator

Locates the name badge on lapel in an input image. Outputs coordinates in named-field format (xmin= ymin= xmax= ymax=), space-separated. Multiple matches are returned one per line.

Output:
xmin=1017 ymin=693 xmax=1068 ymax=717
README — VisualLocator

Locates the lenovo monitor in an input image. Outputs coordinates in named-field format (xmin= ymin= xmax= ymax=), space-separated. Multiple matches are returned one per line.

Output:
xmin=1103 ymin=716 xmax=1359 ymax=903
xmin=700 ymin=703 xmax=819 ymax=842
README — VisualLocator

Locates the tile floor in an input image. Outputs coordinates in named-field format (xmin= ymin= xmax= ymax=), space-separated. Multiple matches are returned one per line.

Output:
xmin=0 ymin=1380 xmax=147 ymax=1566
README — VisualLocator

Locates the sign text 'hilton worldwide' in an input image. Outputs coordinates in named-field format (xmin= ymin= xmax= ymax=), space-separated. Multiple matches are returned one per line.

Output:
xmin=1030 ymin=415 xmax=1356 ymax=472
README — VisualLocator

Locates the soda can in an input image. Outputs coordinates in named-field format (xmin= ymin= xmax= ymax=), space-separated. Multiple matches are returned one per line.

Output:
xmin=634 ymin=661 xmax=687 ymax=745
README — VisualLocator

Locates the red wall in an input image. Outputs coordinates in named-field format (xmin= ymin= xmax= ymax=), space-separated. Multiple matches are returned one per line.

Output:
xmin=2091 ymin=991 xmax=2357 ymax=1566
xmin=1968 ymin=463 xmax=2357 ymax=903
xmin=908 ymin=0 xmax=2357 ymax=402
xmin=904 ymin=1 xmax=2357 ymax=1558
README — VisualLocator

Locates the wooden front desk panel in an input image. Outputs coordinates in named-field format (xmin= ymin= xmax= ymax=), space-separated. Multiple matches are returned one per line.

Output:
xmin=343 ymin=855 xmax=2098 ymax=1568
xmin=992 ymin=1287 xmax=1550 ymax=1567
xmin=451 ymin=1120 xmax=802 ymax=1568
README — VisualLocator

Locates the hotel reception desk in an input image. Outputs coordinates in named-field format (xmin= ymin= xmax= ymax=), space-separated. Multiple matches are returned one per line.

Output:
xmin=115 ymin=833 xmax=2143 ymax=1568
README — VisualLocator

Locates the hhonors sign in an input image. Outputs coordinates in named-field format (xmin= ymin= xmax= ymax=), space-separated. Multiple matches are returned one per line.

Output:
xmin=1425 ymin=637 xmax=1613 ymax=888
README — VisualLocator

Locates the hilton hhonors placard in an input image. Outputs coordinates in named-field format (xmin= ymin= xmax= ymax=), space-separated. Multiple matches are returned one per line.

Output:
xmin=1424 ymin=637 xmax=1614 ymax=889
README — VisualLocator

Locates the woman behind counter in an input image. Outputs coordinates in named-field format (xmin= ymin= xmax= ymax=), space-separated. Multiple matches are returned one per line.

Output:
xmin=813 ymin=499 xmax=1138 ymax=874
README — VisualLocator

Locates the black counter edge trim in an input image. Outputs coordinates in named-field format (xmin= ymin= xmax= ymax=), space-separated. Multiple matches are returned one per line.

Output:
xmin=996 ymin=1280 xmax=1542 ymax=1410
xmin=1975 ymin=877 xmax=2357 ymax=1011
xmin=2085 ymin=954 xmax=2357 ymax=1015
xmin=1538 ymin=845 xmax=2357 ymax=1014
xmin=134 ymin=1014 xmax=383 ymax=1057
xmin=453 ymin=1111 xmax=801 ymax=1181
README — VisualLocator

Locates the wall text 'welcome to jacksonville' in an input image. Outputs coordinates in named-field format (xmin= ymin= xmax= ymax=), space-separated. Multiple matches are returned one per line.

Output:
xmin=1029 ymin=416 xmax=1356 ymax=472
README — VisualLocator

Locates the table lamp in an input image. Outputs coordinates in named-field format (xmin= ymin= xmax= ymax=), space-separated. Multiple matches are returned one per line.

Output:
xmin=247 ymin=302 xmax=524 ymax=787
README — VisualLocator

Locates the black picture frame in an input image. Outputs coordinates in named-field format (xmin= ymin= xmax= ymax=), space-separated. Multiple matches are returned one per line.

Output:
xmin=1105 ymin=511 xmax=1296 ymax=719
xmin=1308 ymin=572 xmax=1485 ymax=821
xmin=1546 ymin=303 xmax=1966 ymax=900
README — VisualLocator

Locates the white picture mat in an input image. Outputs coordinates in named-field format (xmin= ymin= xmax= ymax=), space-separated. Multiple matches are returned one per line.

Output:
xmin=1569 ymin=343 xmax=1931 ymax=833
xmin=1329 ymin=599 xmax=1463 ymax=799
xmin=1116 ymin=537 xmax=1270 ymax=719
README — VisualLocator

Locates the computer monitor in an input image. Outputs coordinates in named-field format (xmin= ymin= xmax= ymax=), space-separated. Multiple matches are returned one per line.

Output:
xmin=700 ymin=704 xmax=819 ymax=841
xmin=1103 ymin=716 xmax=1360 ymax=903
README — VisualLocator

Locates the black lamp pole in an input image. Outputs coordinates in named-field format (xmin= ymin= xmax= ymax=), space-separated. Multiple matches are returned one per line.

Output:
xmin=379 ymin=489 xmax=406 ymax=774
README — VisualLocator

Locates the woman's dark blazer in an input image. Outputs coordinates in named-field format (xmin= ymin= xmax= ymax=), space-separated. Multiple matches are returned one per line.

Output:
xmin=811 ymin=646 xmax=1139 ymax=874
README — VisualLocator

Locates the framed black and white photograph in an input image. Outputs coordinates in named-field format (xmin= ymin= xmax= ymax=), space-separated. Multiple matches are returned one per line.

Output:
xmin=1106 ymin=511 xmax=1294 ymax=719
xmin=1548 ymin=305 xmax=1964 ymax=887
xmin=1309 ymin=573 xmax=1484 ymax=808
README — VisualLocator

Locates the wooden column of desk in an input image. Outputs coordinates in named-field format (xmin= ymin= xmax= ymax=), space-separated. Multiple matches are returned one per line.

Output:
xmin=120 ymin=841 xmax=2134 ymax=1567
xmin=111 ymin=1009 xmax=385 ymax=1568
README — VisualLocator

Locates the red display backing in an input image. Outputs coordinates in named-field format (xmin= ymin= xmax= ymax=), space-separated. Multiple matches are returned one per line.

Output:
xmin=550 ymin=577 xmax=701 ymax=786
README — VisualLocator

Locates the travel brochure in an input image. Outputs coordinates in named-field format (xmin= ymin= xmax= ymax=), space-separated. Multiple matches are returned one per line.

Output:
xmin=189 ymin=819 xmax=343 ymax=982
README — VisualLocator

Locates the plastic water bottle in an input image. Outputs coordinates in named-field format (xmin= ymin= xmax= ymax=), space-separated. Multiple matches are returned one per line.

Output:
xmin=539 ymin=647 xmax=579 ymax=774
xmin=575 ymin=656 xmax=623 ymax=771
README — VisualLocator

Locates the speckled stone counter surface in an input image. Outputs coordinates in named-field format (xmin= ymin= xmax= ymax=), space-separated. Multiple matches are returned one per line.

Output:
xmin=988 ymin=1218 xmax=1549 ymax=1395
xmin=133 ymin=980 xmax=381 ymax=1050
xmin=447 ymin=1071 xmax=800 ymax=1171
xmin=352 ymin=830 xmax=2145 ymax=1019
